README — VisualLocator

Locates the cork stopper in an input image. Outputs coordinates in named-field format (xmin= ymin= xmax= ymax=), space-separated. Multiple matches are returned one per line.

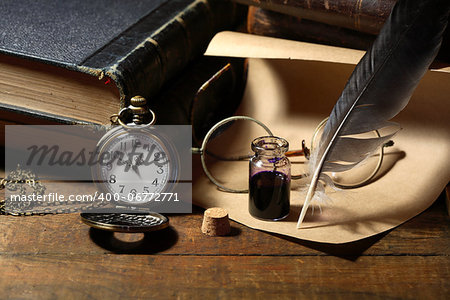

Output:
xmin=201 ymin=207 xmax=231 ymax=236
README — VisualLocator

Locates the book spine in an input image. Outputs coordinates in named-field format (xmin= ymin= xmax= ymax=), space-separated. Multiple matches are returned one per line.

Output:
xmin=84 ymin=0 xmax=244 ymax=107
xmin=247 ymin=7 xmax=375 ymax=50
xmin=247 ymin=5 xmax=450 ymax=63
xmin=115 ymin=0 xmax=244 ymax=106
xmin=234 ymin=0 xmax=396 ymax=34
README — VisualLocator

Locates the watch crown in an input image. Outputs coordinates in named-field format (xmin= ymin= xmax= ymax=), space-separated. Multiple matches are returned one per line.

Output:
xmin=130 ymin=96 xmax=147 ymax=107
xmin=127 ymin=96 xmax=153 ymax=125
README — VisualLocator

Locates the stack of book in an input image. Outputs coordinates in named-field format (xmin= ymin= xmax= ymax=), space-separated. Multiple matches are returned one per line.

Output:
xmin=234 ymin=0 xmax=449 ymax=61
xmin=3 ymin=0 xmax=447 ymax=142
xmin=0 ymin=0 xmax=247 ymax=144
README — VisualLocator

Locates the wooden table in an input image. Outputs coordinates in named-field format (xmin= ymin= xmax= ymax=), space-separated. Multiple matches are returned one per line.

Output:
xmin=0 ymin=194 xmax=448 ymax=299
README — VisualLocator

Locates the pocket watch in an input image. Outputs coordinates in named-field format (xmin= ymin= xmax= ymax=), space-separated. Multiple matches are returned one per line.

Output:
xmin=91 ymin=96 xmax=179 ymax=207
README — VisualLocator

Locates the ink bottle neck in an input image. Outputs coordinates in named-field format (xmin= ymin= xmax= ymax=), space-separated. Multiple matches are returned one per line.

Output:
xmin=251 ymin=136 xmax=289 ymax=167
xmin=250 ymin=136 xmax=290 ymax=176
xmin=251 ymin=136 xmax=288 ymax=157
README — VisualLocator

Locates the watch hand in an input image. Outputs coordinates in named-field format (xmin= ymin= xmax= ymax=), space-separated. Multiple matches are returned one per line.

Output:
xmin=128 ymin=155 xmax=143 ymax=179
xmin=118 ymin=157 xmax=135 ymax=174
xmin=132 ymin=164 xmax=142 ymax=179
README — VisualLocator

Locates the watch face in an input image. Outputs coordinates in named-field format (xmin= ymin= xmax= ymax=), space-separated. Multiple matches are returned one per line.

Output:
xmin=93 ymin=127 xmax=178 ymax=205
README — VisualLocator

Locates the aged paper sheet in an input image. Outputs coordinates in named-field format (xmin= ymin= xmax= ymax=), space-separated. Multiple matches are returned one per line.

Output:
xmin=196 ymin=32 xmax=450 ymax=243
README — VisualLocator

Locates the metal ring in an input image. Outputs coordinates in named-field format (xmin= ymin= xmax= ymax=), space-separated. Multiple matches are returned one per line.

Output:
xmin=311 ymin=117 xmax=384 ymax=189
xmin=199 ymin=116 xmax=273 ymax=193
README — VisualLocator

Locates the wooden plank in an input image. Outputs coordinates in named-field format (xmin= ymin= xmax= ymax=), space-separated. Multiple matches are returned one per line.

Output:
xmin=0 ymin=199 xmax=448 ymax=257
xmin=0 ymin=255 xmax=448 ymax=299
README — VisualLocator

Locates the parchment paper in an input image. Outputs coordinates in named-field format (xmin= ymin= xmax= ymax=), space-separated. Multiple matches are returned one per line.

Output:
xmin=192 ymin=32 xmax=450 ymax=244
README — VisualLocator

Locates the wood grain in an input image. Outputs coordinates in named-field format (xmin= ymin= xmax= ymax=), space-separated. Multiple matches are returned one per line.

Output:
xmin=1 ymin=200 xmax=448 ymax=257
xmin=1 ymin=255 xmax=448 ymax=299
xmin=0 ymin=196 xmax=448 ymax=299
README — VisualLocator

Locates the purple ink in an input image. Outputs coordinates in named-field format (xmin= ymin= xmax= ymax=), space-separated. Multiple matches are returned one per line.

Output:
xmin=249 ymin=171 xmax=290 ymax=220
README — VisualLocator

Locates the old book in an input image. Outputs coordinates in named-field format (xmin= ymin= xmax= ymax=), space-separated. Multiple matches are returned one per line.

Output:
xmin=234 ymin=0 xmax=396 ymax=35
xmin=0 ymin=54 xmax=247 ymax=144
xmin=246 ymin=6 xmax=450 ymax=62
xmin=0 ymin=0 xmax=244 ymax=125
xmin=247 ymin=6 xmax=375 ymax=50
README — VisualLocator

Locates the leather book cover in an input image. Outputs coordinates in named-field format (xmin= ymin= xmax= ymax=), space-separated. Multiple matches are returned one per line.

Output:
xmin=234 ymin=0 xmax=397 ymax=35
xmin=0 ymin=56 xmax=248 ymax=145
xmin=246 ymin=5 xmax=450 ymax=62
xmin=0 ymin=0 xmax=245 ymax=125
xmin=247 ymin=6 xmax=375 ymax=50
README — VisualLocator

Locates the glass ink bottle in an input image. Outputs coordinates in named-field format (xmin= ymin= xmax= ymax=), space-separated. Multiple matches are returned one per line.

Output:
xmin=249 ymin=136 xmax=290 ymax=221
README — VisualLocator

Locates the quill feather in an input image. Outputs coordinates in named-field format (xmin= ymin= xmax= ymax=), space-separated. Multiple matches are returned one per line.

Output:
xmin=297 ymin=0 xmax=450 ymax=228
